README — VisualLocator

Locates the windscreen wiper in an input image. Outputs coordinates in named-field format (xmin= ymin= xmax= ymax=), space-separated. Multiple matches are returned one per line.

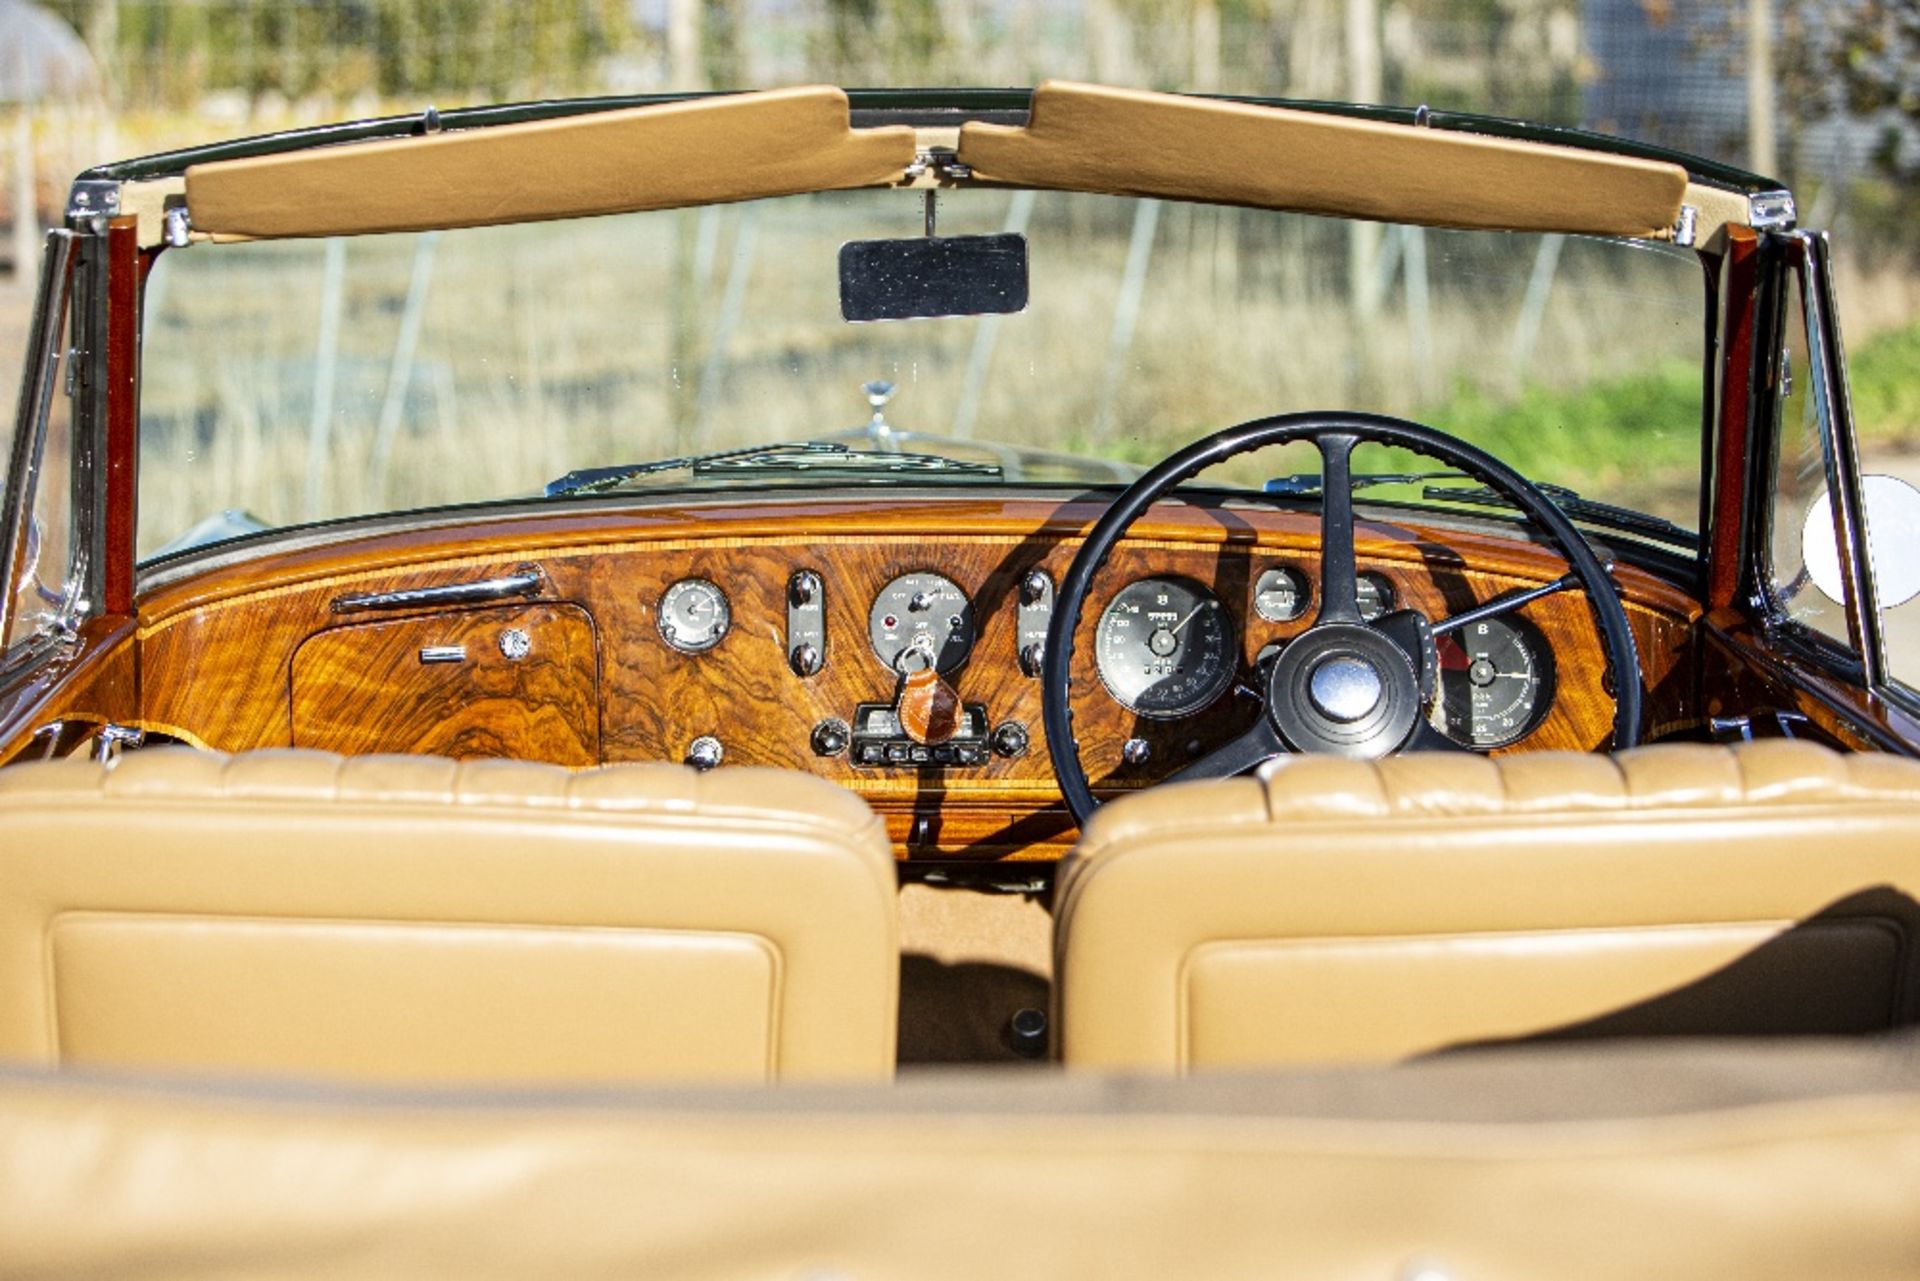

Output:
xmin=1264 ymin=470 xmax=1466 ymax=496
xmin=1264 ymin=470 xmax=1694 ymax=550
xmin=1418 ymin=482 xmax=1696 ymax=549
xmin=545 ymin=441 xmax=1000 ymax=497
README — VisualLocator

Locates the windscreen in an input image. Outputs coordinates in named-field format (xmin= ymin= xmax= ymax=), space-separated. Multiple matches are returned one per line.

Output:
xmin=138 ymin=187 xmax=1708 ymax=560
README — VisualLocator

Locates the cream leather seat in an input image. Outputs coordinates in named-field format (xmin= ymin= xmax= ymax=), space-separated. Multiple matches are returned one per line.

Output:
xmin=1055 ymin=740 xmax=1920 ymax=1072
xmin=0 ymin=749 xmax=897 ymax=1085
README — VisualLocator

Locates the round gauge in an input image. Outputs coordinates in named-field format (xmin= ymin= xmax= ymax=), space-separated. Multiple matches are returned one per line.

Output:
xmin=1356 ymin=572 xmax=1396 ymax=622
xmin=1435 ymin=615 xmax=1554 ymax=748
xmin=1254 ymin=566 xmax=1311 ymax=623
xmin=1095 ymin=577 xmax=1237 ymax=719
xmin=657 ymin=577 xmax=731 ymax=653
xmin=869 ymin=571 xmax=976 ymax=674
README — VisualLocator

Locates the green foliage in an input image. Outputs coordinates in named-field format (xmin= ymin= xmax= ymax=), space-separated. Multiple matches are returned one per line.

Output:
xmin=1849 ymin=319 xmax=1920 ymax=445
xmin=1427 ymin=361 xmax=1703 ymax=487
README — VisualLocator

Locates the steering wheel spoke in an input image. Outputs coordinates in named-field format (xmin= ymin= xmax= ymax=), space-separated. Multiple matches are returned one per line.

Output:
xmin=1313 ymin=432 xmax=1363 ymax=625
xmin=1164 ymin=719 xmax=1288 ymax=783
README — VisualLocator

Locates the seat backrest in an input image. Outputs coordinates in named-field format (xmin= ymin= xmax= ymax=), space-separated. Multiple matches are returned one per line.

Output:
xmin=0 ymin=749 xmax=897 ymax=1085
xmin=1056 ymin=741 xmax=1920 ymax=1072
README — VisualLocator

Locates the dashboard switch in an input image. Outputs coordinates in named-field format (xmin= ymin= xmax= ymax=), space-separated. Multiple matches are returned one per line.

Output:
xmin=811 ymin=718 xmax=850 ymax=757
xmin=686 ymin=736 xmax=724 ymax=771
xmin=785 ymin=570 xmax=827 ymax=678
xmin=1015 ymin=569 xmax=1053 ymax=677
xmin=991 ymin=720 xmax=1030 ymax=759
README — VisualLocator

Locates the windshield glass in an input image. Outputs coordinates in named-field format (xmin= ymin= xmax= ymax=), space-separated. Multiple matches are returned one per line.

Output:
xmin=138 ymin=186 xmax=1706 ymax=560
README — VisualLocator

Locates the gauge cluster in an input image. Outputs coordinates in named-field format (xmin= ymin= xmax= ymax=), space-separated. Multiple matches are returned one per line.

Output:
xmin=649 ymin=551 xmax=1560 ymax=765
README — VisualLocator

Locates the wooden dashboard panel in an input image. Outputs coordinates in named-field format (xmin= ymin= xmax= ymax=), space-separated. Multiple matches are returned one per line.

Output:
xmin=290 ymin=602 xmax=600 ymax=764
xmin=133 ymin=494 xmax=1702 ymax=859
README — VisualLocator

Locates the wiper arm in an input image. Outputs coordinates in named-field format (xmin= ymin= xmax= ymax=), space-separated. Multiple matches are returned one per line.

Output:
xmin=1420 ymin=483 xmax=1696 ymax=549
xmin=545 ymin=441 xmax=999 ymax=497
xmin=1264 ymin=470 xmax=1467 ymax=497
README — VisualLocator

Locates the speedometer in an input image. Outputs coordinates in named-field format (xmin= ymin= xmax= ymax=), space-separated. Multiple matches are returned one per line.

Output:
xmin=1094 ymin=577 xmax=1236 ymax=719
xmin=1435 ymin=615 xmax=1553 ymax=748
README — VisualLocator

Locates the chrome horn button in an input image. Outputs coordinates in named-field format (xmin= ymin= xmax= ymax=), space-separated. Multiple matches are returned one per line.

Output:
xmin=1307 ymin=655 xmax=1383 ymax=722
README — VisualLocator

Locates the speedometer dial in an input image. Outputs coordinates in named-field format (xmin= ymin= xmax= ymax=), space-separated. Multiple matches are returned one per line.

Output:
xmin=1094 ymin=577 xmax=1236 ymax=719
xmin=1435 ymin=615 xmax=1553 ymax=748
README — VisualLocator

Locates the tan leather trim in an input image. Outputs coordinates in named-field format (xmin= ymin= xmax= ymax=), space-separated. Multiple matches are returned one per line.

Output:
xmin=184 ymin=87 xmax=918 ymax=239
xmin=0 ymin=749 xmax=898 ymax=1083
xmin=1057 ymin=742 xmax=1920 ymax=1072
xmin=958 ymin=81 xmax=1693 ymax=237
xmin=2 ymin=1042 xmax=1919 ymax=1278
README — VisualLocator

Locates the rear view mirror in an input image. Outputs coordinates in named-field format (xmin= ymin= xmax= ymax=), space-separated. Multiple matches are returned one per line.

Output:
xmin=839 ymin=233 xmax=1028 ymax=323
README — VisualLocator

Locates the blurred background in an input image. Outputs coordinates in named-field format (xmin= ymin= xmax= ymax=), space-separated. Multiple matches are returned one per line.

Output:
xmin=2 ymin=0 xmax=1916 ymax=511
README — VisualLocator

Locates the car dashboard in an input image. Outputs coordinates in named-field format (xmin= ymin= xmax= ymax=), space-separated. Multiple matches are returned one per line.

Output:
xmin=126 ymin=489 xmax=1703 ymax=860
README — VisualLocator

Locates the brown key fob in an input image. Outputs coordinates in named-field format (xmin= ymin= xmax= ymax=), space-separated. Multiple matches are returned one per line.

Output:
xmin=898 ymin=666 xmax=960 ymax=744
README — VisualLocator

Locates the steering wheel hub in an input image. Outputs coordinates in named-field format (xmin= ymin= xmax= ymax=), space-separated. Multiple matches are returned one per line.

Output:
xmin=1307 ymin=656 xmax=1382 ymax=721
xmin=1270 ymin=624 xmax=1421 ymax=758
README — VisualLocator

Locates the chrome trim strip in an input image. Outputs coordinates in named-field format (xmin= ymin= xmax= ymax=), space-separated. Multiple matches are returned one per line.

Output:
xmin=1796 ymin=230 xmax=1884 ymax=686
xmin=330 ymin=563 xmax=543 ymax=614
xmin=0 ymin=233 xmax=76 ymax=650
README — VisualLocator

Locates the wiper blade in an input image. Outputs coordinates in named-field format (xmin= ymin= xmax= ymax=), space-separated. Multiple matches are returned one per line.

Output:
xmin=545 ymin=441 xmax=999 ymax=497
xmin=1263 ymin=469 xmax=1694 ymax=549
xmin=1264 ymin=470 xmax=1467 ymax=497
xmin=1420 ymin=483 xmax=1696 ymax=549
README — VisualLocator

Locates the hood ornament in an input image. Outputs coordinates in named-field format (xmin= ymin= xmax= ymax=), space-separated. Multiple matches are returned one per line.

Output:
xmin=861 ymin=379 xmax=898 ymax=448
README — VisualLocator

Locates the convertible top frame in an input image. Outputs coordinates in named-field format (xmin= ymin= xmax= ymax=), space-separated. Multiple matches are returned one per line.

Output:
xmin=104 ymin=82 xmax=1783 ymax=249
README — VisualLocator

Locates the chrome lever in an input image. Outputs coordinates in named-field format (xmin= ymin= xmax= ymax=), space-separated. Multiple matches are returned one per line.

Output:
xmin=331 ymin=564 xmax=543 ymax=614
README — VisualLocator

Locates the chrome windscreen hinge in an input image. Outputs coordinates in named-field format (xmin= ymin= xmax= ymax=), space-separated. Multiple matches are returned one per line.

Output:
xmin=65 ymin=179 xmax=120 ymax=230
xmin=162 ymin=206 xmax=193 ymax=248
xmin=1749 ymin=190 xmax=1797 ymax=230
xmin=1671 ymin=204 xmax=1698 ymax=247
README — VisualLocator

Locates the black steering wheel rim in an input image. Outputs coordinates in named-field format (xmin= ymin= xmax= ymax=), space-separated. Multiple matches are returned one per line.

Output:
xmin=1041 ymin=411 xmax=1644 ymax=827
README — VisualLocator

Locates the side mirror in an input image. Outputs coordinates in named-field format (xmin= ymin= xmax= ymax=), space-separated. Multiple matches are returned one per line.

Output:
xmin=1803 ymin=474 xmax=1920 ymax=609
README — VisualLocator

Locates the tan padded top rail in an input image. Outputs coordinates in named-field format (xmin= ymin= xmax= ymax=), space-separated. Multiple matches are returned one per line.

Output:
xmin=184 ymin=86 xmax=918 ymax=239
xmin=1071 ymin=739 xmax=1920 ymax=865
xmin=958 ymin=81 xmax=1694 ymax=238
xmin=2 ymin=1039 xmax=1920 ymax=1280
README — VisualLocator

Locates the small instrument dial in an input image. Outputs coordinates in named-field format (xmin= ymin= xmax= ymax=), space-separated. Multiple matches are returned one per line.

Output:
xmin=1356 ymin=572 xmax=1396 ymax=622
xmin=870 ymin=571 xmax=975 ymax=673
xmin=1094 ymin=576 xmax=1236 ymax=718
xmin=657 ymin=577 xmax=731 ymax=653
xmin=1253 ymin=565 xmax=1311 ymax=623
xmin=1435 ymin=615 xmax=1553 ymax=748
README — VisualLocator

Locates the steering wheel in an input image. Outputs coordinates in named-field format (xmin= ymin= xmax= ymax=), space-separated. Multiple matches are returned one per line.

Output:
xmin=1040 ymin=412 xmax=1643 ymax=826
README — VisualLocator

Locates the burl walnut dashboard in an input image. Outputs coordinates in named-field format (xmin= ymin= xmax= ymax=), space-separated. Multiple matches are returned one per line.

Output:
xmin=131 ymin=492 xmax=1703 ymax=860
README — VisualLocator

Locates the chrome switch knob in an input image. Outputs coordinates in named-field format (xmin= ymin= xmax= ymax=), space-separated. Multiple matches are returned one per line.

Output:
xmin=1020 ymin=570 xmax=1050 ymax=605
xmin=790 ymin=642 xmax=822 ymax=676
xmin=991 ymin=721 xmax=1030 ymax=759
xmin=811 ymin=719 xmax=850 ymax=757
xmin=686 ymin=736 xmax=724 ymax=771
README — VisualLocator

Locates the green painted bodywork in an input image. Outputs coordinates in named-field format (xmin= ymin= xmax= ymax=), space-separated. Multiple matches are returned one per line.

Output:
xmin=83 ymin=87 xmax=1779 ymax=195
